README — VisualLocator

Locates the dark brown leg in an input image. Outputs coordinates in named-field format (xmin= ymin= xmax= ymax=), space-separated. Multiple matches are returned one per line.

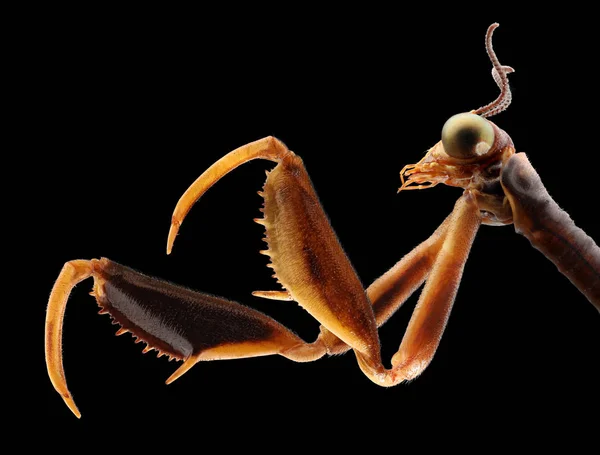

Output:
xmin=45 ymin=258 xmax=326 ymax=418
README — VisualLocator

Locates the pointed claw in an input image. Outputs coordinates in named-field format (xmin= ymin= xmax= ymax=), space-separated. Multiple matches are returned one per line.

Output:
xmin=166 ymin=137 xmax=288 ymax=254
xmin=166 ymin=356 xmax=199 ymax=384
xmin=167 ymin=220 xmax=180 ymax=255
xmin=252 ymin=290 xmax=294 ymax=301
xmin=62 ymin=392 xmax=81 ymax=419
xmin=45 ymin=260 xmax=94 ymax=419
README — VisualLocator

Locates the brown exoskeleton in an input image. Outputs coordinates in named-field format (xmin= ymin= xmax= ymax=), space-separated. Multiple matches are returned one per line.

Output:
xmin=46 ymin=23 xmax=599 ymax=418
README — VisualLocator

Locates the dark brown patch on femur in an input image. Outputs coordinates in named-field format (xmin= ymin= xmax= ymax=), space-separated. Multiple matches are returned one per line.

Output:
xmin=95 ymin=260 xmax=278 ymax=359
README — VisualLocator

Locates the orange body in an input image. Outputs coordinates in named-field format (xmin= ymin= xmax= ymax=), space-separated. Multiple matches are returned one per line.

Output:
xmin=45 ymin=24 xmax=598 ymax=419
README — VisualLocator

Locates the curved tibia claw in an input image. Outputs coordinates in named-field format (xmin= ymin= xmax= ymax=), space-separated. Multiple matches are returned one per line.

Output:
xmin=45 ymin=260 xmax=94 ymax=418
xmin=167 ymin=136 xmax=289 ymax=254
xmin=166 ymin=221 xmax=180 ymax=256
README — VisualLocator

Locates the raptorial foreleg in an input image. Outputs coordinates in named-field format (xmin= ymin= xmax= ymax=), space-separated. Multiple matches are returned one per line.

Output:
xmin=46 ymin=258 xmax=326 ymax=418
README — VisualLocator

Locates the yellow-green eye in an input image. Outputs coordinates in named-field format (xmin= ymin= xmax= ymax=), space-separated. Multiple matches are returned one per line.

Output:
xmin=441 ymin=113 xmax=495 ymax=159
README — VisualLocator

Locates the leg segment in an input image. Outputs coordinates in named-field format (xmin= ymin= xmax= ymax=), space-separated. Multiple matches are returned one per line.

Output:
xmin=168 ymin=136 xmax=289 ymax=254
xmin=46 ymin=260 xmax=94 ymax=418
xmin=344 ymin=191 xmax=481 ymax=385
xmin=318 ymin=212 xmax=453 ymax=355
xmin=46 ymin=258 xmax=325 ymax=418
xmin=389 ymin=192 xmax=481 ymax=381
xmin=168 ymin=137 xmax=483 ymax=387
xmin=168 ymin=136 xmax=382 ymax=365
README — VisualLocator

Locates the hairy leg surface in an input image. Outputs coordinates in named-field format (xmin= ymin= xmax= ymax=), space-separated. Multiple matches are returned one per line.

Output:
xmin=46 ymin=258 xmax=326 ymax=417
xmin=49 ymin=138 xmax=485 ymax=417
xmin=168 ymin=136 xmax=383 ymax=365
xmin=354 ymin=192 xmax=481 ymax=385
xmin=168 ymin=137 xmax=482 ymax=387
xmin=318 ymin=213 xmax=453 ymax=355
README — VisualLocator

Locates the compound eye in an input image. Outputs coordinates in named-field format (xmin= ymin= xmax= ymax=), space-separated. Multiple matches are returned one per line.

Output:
xmin=441 ymin=113 xmax=495 ymax=159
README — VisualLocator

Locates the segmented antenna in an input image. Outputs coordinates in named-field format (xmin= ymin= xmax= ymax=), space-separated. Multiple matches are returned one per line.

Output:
xmin=473 ymin=23 xmax=515 ymax=118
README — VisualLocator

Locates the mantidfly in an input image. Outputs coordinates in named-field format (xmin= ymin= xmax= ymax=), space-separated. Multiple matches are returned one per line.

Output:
xmin=46 ymin=23 xmax=599 ymax=418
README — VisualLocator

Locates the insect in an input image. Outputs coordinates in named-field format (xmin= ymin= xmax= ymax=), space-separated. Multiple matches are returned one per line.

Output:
xmin=45 ymin=23 xmax=599 ymax=418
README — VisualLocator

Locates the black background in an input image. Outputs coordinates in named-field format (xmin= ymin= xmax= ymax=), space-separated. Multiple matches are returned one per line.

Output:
xmin=21 ymin=6 xmax=598 ymax=442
